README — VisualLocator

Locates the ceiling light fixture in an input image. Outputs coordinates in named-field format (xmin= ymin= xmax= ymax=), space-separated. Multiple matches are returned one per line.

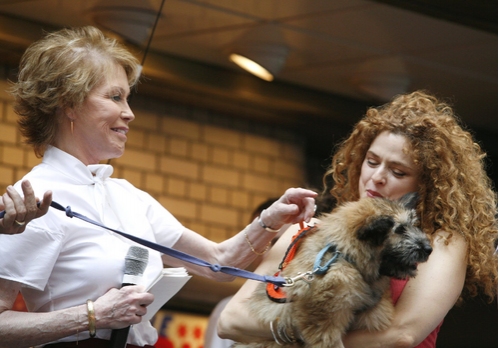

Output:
xmin=229 ymin=23 xmax=289 ymax=82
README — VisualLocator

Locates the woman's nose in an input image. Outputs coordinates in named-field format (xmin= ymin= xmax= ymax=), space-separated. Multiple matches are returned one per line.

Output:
xmin=371 ymin=168 xmax=387 ymax=185
xmin=121 ymin=104 xmax=135 ymax=122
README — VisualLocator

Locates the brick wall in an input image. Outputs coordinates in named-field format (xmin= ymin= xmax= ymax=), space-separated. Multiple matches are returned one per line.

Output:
xmin=0 ymin=79 xmax=307 ymax=242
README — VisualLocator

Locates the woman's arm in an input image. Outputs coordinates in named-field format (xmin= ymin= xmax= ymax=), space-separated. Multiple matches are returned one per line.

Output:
xmin=0 ymin=279 xmax=85 ymax=347
xmin=163 ymin=188 xmax=317 ymax=280
xmin=0 ymin=278 xmax=154 ymax=348
xmin=217 ymin=221 xmax=308 ymax=342
xmin=342 ymin=231 xmax=467 ymax=348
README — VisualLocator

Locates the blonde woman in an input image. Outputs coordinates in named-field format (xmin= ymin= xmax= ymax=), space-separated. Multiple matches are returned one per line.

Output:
xmin=0 ymin=26 xmax=317 ymax=348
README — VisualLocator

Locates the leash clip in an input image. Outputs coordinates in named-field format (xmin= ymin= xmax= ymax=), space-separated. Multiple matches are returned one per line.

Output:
xmin=283 ymin=271 xmax=315 ymax=287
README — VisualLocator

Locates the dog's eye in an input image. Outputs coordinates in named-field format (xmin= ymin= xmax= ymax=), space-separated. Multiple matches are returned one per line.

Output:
xmin=394 ymin=225 xmax=406 ymax=235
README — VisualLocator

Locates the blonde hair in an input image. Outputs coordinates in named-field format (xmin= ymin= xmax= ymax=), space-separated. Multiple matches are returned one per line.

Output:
xmin=324 ymin=90 xmax=497 ymax=302
xmin=10 ymin=26 xmax=141 ymax=157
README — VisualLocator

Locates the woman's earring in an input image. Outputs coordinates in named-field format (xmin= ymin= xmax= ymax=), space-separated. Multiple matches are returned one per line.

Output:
xmin=71 ymin=121 xmax=74 ymax=135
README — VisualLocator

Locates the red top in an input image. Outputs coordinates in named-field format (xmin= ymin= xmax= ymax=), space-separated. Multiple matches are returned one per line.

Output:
xmin=390 ymin=278 xmax=443 ymax=348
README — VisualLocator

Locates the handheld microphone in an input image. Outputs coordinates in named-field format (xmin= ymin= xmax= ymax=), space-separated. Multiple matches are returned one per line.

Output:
xmin=109 ymin=246 xmax=149 ymax=348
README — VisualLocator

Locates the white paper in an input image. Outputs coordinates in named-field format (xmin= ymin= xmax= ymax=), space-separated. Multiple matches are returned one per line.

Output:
xmin=143 ymin=267 xmax=191 ymax=321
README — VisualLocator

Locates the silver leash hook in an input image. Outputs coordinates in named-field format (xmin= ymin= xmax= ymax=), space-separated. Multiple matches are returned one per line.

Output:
xmin=283 ymin=271 xmax=315 ymax=287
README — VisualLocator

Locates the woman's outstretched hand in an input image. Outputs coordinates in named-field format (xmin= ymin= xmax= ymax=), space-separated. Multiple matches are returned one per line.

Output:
xmin=0 ymin=180 xmax=52 ymax=235
xmin=259 ymin=188 xmax=318 ymax=230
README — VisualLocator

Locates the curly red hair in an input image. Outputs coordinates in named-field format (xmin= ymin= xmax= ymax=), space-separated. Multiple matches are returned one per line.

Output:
xmin=324 ymin=90 xmax=497 ymax=302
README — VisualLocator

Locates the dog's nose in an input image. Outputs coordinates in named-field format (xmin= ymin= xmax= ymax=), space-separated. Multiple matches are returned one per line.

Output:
xmin=422 ymin=244 xmax=433 ymax=255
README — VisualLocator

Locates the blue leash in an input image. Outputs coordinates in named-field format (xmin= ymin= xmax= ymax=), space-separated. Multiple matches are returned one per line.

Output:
xmin=0 ymin=201 xmax=288 ymax=287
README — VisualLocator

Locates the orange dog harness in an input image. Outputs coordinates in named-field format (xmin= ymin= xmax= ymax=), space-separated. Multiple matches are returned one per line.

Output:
xmin=266 ymin=222 xmax=318 ymax=303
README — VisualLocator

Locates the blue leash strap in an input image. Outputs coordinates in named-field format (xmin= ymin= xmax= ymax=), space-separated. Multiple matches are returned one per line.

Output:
xmin=0 ymin=201 xmax=287 ymax=287
xmin=313 ymin=243 xmax=340 ymax=275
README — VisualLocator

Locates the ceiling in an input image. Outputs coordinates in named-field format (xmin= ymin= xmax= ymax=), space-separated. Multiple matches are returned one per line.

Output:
xmin=0 ymin=0 xmax=496 ymax=135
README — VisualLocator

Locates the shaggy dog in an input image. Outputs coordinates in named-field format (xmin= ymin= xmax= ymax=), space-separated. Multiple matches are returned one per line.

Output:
xmin=234 ymin=193 xmax=432 ymax=348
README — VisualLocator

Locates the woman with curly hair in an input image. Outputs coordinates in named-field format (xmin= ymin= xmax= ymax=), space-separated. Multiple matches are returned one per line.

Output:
xmin=218 ymin=90 xmax=497 ymax=347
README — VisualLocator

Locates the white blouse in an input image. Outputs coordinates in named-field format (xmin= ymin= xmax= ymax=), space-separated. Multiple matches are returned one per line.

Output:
xmin=0 ymin=146 xmax=185 ymax=346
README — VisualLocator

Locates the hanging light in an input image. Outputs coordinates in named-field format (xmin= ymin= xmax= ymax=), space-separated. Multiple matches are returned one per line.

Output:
xmin=229 ymin=23 xmax=289 ymax=82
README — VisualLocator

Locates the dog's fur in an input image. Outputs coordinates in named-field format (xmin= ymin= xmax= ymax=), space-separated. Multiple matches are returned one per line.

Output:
xmin=234 ymin=194 xmax=432 ymax=348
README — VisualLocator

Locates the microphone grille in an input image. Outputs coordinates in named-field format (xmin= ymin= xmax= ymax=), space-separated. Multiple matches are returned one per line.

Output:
xmin=124 ymin=246 xmax=149 ymax=276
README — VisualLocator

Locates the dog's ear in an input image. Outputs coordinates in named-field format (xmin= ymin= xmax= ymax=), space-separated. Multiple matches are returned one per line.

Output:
xmin=356 ymin=215 xmax=395 ymax=246
xmin=398 ymin=192 xmax=419 ymax=210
